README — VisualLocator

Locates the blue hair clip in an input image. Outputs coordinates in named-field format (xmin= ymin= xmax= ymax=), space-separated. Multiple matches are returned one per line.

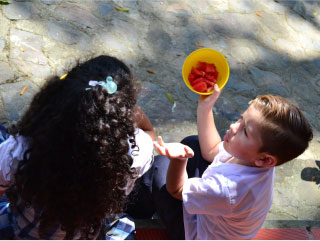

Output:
xmin=86 ymin=76 xmax=117 ymax=94
xmin=105 ymin=76 xmax=117 ymax=94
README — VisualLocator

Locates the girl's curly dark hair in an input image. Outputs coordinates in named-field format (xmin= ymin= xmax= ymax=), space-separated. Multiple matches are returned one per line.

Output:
xmin=6 ymin=55 xmax=138 ymax=239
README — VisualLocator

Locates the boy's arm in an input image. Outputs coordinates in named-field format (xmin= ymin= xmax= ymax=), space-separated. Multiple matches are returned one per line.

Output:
xmin=197 ymin=84 xmax=222 ymax=162
xmin=134 ymin=106 xmax=156 ymax=141
xmin=153 ymin=136 xmax=194 ymax=200
xmin=166 ymin=157 xmax=188 ymax=200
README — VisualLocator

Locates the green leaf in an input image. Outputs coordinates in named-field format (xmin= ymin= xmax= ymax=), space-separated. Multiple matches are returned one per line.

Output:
xmin=115 ymin=6 xmax=130 ymax=12
xmin=167 ymin=93 xmax=175 ymax=103
xmin=0 ymin=0 xmax=10 ymax=4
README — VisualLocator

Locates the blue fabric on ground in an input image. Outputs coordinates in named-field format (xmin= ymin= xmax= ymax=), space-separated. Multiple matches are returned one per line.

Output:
xmin=0 ymin=124 xmax=8 ymax=145
xmin=0 ymin=199 xmax=14 ymax=239
xmin=104 ymin=213 xmax=135 ymax=240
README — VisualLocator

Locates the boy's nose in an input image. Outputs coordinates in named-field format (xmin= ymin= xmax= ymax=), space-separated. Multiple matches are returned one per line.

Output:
xmin=230 ymin=122 xmax=240 ymax=135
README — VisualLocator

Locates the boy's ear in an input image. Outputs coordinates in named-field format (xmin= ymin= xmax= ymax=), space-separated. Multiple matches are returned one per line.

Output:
xmin=255 ymin=153 xmax=278 ymax=167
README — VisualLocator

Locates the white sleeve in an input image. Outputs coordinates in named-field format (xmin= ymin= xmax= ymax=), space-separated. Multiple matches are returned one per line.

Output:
xmin=182 ymin=175 xmax=232 ymax=216
xmin=125 ymin=128 xmax=154 ymax=195
xmin=129 ymin=128 xmax=154 ymax=177
xmin=0 ymin=136 xmax=28 ymax=191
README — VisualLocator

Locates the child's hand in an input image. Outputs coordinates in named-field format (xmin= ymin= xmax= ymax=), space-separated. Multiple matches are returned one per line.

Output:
xmin=198 ymin=84 xmax=221 ymax=110
xmin=153 ymin=136 xmax=194 ymax=160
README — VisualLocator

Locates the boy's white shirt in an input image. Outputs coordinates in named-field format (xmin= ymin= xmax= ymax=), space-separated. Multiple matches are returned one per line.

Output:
xmin=182 ymin=142 xmax=274 ymax=240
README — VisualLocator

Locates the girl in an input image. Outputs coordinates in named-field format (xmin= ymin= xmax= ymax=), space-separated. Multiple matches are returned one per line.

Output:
xmin=0 ymin=55 xmax=155 ymax=239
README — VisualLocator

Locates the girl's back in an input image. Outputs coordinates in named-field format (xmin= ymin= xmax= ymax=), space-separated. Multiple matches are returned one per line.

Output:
xmin=0 ymin=55 xmax=149 ymax=239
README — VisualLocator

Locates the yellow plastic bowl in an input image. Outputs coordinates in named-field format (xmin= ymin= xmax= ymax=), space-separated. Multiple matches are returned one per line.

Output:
xmin=182 ymin=48 xmax=230 ymax=95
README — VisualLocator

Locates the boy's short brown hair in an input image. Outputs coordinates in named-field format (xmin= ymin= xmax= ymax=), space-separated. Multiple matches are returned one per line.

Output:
xmin=249 ymin=95 xmax=313 ymax=166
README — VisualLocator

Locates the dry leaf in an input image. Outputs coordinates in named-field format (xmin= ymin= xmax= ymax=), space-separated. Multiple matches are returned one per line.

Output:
xmin=194 ymin=43 xmax=204 ymax=47
xmin=20 ymin=85 xmax=28 ymax=96
xmin=256 ymin=11 xmax=263 ymax=18
xmin=312 ymin=176 xmax=316 ymax=182
xmin=146 ymin=70 xmax=156 ymax=74
xmin=60 ymin=4 xmax=66 ymax=8
xmin=20 ymin=47 xmax=24 ymax=52
xmin=60 ymin=73 xmax=68 ymax=80
xmin=17 ymin=56 xmax=28 ymax=70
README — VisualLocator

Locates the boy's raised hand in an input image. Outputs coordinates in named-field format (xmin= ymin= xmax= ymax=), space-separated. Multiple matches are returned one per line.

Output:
xmin=153 ymin=136 xmax=194 ymax=160
xmin=198 ymin=84 xmax=221 ymax=110
xmin=197 ymin=84 xmax=222 ymax=162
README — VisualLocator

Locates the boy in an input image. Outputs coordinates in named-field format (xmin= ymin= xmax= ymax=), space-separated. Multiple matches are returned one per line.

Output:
xmin=153 ymin=84 xmax=313 ymax=240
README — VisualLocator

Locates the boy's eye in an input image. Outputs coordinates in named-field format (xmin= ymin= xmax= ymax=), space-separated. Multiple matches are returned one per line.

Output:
xmin=244 ymin=127 xmax=248 ymax=137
